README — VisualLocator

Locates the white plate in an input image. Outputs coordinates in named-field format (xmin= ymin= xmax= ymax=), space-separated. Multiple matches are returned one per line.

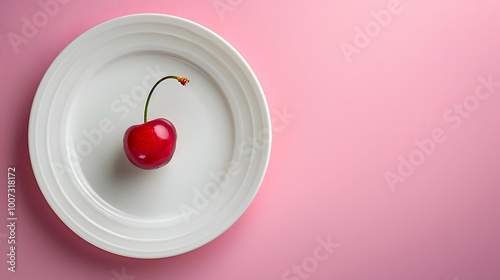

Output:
xmin=28 ymin=14 xmax=271 ymax=258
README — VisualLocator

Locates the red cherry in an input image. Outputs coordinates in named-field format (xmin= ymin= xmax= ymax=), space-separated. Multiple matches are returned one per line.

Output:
xmin=123 ymin=118 xmax=177 ymax=169
xmin=123 ymin=76 xmax=189 ymax=170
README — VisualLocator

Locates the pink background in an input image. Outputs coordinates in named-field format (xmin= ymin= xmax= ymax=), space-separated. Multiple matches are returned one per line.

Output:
xmin=1 ymin=0 xmax=500 ymax=279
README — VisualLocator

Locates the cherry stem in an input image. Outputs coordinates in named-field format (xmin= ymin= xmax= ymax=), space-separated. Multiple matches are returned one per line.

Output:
xmin=143 ymin=75 xmax=189 ymax=123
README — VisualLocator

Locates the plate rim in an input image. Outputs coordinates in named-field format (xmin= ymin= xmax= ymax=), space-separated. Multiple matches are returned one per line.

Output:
xmin=28 ymin=13 xmax=272 ymax=258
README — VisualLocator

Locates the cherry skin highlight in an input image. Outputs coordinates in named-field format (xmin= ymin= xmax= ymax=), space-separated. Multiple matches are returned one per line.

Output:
xmin=123 ymin=118 xmax=177 ymax=170
xmin=123 ymin=76 xmax=189 ymax=170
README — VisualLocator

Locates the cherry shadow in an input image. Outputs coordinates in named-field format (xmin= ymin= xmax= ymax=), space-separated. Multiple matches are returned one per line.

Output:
xmin=112 ymin=148 xmax=151 ymax=181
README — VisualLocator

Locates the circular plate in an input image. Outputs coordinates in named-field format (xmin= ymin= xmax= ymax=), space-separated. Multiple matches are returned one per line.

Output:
xmin=28 ymin=14 xmax=271 ymax=258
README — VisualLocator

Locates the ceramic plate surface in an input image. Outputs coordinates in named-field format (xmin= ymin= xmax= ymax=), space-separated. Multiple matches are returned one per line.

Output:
xmin=28 ymin=14 xmax=271 ymax=258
